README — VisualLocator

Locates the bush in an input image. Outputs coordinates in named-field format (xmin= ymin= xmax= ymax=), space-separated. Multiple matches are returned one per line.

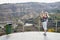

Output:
xmin=48 ymin=28 xmax=55 ymax=32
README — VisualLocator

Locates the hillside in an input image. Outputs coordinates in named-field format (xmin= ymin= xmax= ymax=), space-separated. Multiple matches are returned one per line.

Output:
xmin=0 ymin=2 xmax=60 ymax=20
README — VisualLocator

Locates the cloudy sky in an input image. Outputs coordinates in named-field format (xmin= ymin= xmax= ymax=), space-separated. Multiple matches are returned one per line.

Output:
xmin=0 ymin=0 xmax=60 ymax=4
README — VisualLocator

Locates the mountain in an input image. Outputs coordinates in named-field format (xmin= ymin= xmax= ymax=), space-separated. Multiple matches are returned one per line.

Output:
xmin=0 ymin=2 xmax=60 ymax=20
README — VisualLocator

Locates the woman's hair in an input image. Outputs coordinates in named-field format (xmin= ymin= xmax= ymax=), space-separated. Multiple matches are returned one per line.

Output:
xmin=40 ymin=11 xmax=49 ymax=18
xmin=45 ymin=12 xmax=49 ymax=17
xmin=45 ymin=12 xmax=48 ymax=15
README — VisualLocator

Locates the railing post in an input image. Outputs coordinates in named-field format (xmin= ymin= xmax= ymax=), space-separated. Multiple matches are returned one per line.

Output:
xmin=56 ymin=20 xmax=57 ymax=32
xmin=22 ymin=22 xmax=24 ymax=32
xmin=38 ymin=16 xmax=40 ymax=31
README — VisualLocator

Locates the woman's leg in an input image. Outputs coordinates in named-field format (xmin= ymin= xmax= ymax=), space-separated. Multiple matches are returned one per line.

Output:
xmin=42 ymin=21 xmax=47 ymax=35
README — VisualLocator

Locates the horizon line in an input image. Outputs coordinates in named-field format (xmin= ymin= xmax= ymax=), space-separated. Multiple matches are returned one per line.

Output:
xmin=0 ymin=1 xmax=60 ymax=4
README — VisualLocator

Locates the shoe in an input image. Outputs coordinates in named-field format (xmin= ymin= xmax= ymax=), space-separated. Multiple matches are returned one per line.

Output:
xmin=43 ymin=33 xmax=46 ymax=36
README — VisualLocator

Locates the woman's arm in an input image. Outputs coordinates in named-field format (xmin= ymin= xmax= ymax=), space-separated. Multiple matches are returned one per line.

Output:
xmin=47 ymin=13 xmax=50 ymax=18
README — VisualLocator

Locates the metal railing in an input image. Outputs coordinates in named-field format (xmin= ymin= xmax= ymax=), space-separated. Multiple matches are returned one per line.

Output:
xmin=0 ymin=20 xmax=60 ymax=34
xmin=21 ymin=20 xmax=60 ymax=32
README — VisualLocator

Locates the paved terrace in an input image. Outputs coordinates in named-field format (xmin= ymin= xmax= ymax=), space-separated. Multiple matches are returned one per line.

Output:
xmin=0 ymin=32 xmax=60 ymax=40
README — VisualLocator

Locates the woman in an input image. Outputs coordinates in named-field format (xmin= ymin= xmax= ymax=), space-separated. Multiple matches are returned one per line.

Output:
xmin=40 ymin=12 xmax=49 ymax=36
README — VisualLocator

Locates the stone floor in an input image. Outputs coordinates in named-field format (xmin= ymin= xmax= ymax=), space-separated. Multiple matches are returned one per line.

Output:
xmin=0 ymin=31 xmax=60 ymax=40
